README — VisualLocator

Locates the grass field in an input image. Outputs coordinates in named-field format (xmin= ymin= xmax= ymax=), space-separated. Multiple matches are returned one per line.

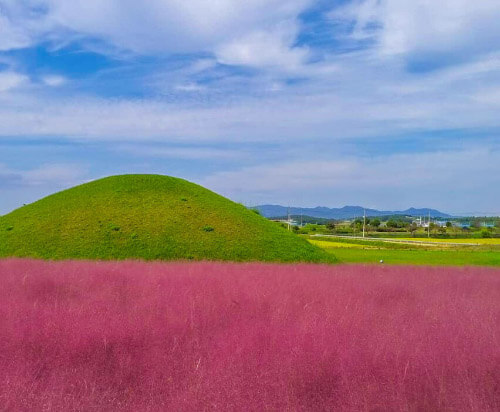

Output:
xmin=1 ymin=259 xmax=499 ymax=411
xmin=328 ymin=247 xmax=500 ymax=266
xmin=0 ymin=175 xmax=332 ymax=263
xmin=398 ymin=237 xmax=500 ymax=244
xmin=308 ymin=236 xmax=500 ymax=266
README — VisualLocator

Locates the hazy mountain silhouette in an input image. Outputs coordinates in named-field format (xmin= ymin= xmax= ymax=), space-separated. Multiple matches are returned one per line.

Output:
xmin=255 ymin=205 xmax=452 ymax=219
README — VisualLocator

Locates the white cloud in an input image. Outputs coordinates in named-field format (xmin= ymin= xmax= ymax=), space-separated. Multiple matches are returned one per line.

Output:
xmin=331 ymin=0 xmax=500 ymax=60
xmin=0 ymin=163 xmax=87 ymax=187
xmin=42 ymin=75 xmax=66 ymax=87
xmin=117 ymin=144 xmax=244 ymax=160
xmin=200 ymin=148 xmax=500 ymax=213
xmin=0 ymin=13 xmax=32 ymax=51
xmin=215 ymin=23 xmax=310 ymax=71
xmin=5 ymin=0 xmax=499 ymax=77
xmin=47 ymin=0 xmax=311 ymax=52
xmin=174 ymin=83 xmax=206 ymax=93
xmin=3 ymin=1 xmax=500 ymax=73
xmin=0 ymin=71 xmax=28 ymax=92
xmin=472 ymin=88 xmax=500 ymax=106
xmin=0 ymin=0 xmax=314 ymax=72
xmin=0 ymin=48 xmax=499 ymax=144
xmin=23 ymin=164 xmax=86 ymax=186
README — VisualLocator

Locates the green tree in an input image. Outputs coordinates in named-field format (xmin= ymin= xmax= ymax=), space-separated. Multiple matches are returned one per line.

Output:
xmin=481 ymin=228 xmax=492 ymax=238
xmin=472 ymin=219 xmax=481 ymax=229
xmin=409 ymin=223 xmax=418 ymax=237
xmin=386 ymin=219 xmax=399 ymax=229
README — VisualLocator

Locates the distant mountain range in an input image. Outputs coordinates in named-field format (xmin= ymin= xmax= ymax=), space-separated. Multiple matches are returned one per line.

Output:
xmin=254 ymin=205 xmax=452 ymax=220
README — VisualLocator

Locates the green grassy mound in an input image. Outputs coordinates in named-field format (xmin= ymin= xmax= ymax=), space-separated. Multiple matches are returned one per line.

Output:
xmin=0 ymin=175 xmax=334 ymax=263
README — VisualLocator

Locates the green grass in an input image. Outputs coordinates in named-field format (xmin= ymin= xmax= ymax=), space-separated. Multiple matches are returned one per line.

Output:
xmin=397 ymin=237 xmax=500 ymax=244
xmin=308 ymin=235 xmax=500 ymax=266
xmin=326 ymin=248 xmax=500 ymax=266
xmin=0 ymin=175 xmax=334 ymax=263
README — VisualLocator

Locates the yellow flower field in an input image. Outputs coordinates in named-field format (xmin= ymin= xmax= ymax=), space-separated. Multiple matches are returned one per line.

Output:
xmin=308 ymin=240 xmax=377 ymax=249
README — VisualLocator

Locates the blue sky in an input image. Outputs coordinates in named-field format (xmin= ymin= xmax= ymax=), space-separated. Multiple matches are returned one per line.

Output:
xmin=1 ymin=0 xmax=500 ymax=215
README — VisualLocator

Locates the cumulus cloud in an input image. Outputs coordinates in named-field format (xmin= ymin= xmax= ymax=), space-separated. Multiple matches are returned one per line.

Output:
xmin=0 ymin=46 xmax=499 ymax=144
xmin=215 ymin=23 xmax=310 ymax=71
xmin=47 ymin=0 xmax=311 ymax=51
xmin=330 ymin=0 xmax=500 ymax=64
xmin=0 ymin=0 xmax=314 ymax=71
xmin=4 ymin=0 xmax=500 ymax=75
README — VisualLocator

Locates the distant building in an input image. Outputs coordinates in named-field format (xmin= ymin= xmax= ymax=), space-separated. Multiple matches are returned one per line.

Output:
xmin=482 ymin=222 xmax=495 ymax=228
xmin=413 ymin=217 xmax=428 ymax=227
xmin=412 ymin=218 xmax=450 ymax=228
xmin=271 ymin=218 xmax=299 ymax=226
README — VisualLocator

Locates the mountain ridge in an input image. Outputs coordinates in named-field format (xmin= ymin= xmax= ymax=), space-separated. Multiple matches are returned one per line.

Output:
xmin=255 ymin=205 xmax=452 ymax=219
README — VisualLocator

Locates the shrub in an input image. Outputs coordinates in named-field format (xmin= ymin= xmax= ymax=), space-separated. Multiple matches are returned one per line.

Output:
xmin=481 ymin=229 xmax=492 ymax=238
xmin=202 ymin=225 xmax=214 ymax=232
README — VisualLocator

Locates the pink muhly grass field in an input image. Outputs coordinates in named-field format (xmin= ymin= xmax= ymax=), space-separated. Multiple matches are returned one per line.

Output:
xmin=0 ymin=259 xmax=499 ymax=411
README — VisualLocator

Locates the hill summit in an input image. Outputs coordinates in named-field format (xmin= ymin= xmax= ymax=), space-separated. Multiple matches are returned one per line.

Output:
xmin=0 ymin=175 xmax=332 ymax=263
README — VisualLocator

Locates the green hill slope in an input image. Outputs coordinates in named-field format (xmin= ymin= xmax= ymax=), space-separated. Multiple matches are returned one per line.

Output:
xmin=0 ymin=175 xmax=334 ymax=263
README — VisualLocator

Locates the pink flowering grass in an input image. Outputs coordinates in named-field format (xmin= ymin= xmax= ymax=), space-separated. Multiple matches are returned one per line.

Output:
xmin=0 ymin=259 xmax=499 ymax=411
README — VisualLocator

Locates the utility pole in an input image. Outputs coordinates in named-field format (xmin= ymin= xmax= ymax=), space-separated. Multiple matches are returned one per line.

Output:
xmin=428 ymin=211 xmax=431 ymax=238
xmin=363 ymin=209 xmax=366 ymax=238
xmin=287 ymin=206 xmax=291 ymax=231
